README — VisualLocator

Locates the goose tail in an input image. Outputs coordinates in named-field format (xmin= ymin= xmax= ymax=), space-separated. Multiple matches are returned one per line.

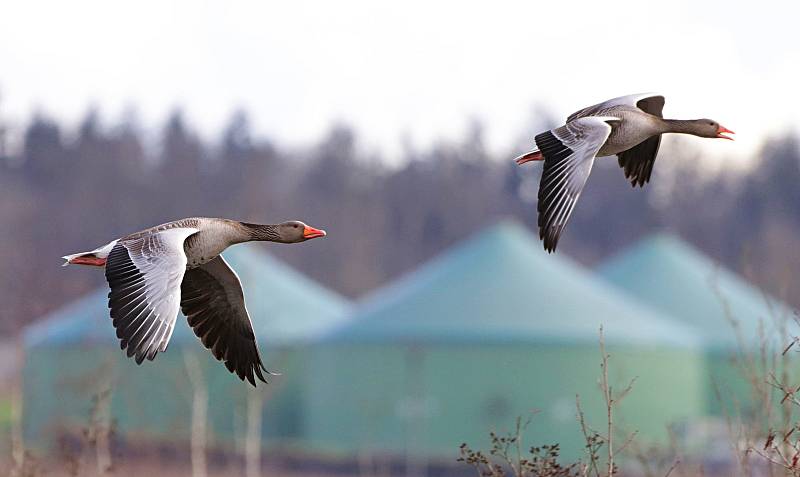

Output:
xmin=62 ymin=240 xmax=118 ymax=267
xmin=514 ymin=148 xmax=543 ymax=165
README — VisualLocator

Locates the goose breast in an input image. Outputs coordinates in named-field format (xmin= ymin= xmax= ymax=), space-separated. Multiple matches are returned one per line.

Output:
xmin=596 ymin=108 xmax=664 ymax=157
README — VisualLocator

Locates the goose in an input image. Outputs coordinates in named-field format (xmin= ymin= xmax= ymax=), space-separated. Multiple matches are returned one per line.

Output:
xmin=62 ymin=217 xmax=327 ymax=386
xmin=514 ymin=93 xmax=734 ymax=253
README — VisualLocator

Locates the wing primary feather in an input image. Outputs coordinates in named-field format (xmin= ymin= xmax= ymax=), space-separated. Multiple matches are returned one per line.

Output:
xmin=531 ymin=118 xmax=614 ymax=252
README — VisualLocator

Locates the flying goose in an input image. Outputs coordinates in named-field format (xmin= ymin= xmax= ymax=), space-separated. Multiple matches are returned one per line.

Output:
xmin=514 ymin=93 xmax=734 ymax=252
xmin=62 ymin=217 xmax=327 ymax=385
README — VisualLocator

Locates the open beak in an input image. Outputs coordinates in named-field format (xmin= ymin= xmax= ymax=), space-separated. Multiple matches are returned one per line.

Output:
xmin=716 ymin=125 xmax=735 ymax=140
xmin=302 ymin=225 xmax=327 ymax=240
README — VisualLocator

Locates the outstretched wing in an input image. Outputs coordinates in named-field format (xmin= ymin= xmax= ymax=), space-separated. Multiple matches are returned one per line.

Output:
xmin=180 ymin=255 xmax=273 ymax=386
xmin=105 ymin=227 xmax=199 ymax=364
xmin=567 ymin=93 xmax=664 ymax=122
xmin=535 ymin=117 xmax=618 ymax=252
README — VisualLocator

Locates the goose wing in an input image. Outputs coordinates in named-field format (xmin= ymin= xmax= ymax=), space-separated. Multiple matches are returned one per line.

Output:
xmin=105 ymin=227 xmax=199 ymax=364
xmin=617 ymin=134 xmax=662 ymax=187
xmin=180 ymin=255 xmax=272 ymax=386
xmin=567 ymin=93 xmax=664 ymax=122
xmin=535 ymin=116 xmax=619 ymax=252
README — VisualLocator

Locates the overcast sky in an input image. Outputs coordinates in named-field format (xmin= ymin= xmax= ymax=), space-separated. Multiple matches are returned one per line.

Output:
xmin=1 ymin=0 xmax=798 ymax=164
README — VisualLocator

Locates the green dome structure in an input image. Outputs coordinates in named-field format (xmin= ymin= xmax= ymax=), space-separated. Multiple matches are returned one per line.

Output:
xmin=597 ymin=233 xmax=797 ymax=415
xmin=305 ymin=221 xmax=707 ymax=460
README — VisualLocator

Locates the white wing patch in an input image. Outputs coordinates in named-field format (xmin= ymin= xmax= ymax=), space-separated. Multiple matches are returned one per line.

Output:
xmin=105 ymin=227 xmax=199 ymax=363
xmin=535 ymin=117 xmax=618 ymax=252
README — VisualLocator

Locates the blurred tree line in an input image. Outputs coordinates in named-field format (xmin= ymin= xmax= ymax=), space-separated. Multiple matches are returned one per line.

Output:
xmin=0 ymin=107 xmax=798 ymax=333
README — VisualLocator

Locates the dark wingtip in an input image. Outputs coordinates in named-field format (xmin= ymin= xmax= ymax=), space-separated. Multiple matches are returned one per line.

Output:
xmin=243 ymin=364 xmax=272 ymax=387
xmin=539 ymin=225 xmax=561 ymax=253
xmin=254 ymin=364 xmax=267 ymax=383
xmin=629 ymin=176 xmax=648 ymax=188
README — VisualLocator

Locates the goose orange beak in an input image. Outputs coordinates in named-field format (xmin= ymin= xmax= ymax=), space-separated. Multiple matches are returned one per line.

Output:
xmin=716 ymin=125 xmax=735 ymax=140
xmin=303 ymin=225 xmax=327 ymax=239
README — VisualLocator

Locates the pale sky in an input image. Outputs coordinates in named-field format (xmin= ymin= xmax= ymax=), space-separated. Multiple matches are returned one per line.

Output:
xmin=0 ymin=0 xmax=798 ymax=164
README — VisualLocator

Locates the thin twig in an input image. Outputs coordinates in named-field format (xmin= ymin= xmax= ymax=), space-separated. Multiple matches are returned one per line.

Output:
xmin=576 ymin=395 xmax=602 ymax=477
xmin=663 ymin=460 xmax=680 ymax=477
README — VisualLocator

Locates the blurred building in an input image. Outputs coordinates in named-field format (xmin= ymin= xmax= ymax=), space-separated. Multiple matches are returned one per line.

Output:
xmin=305 ymin=221 xmax=707 ymax=460
xmin=22 ymin=245 xmax=351 ymax=450
xmin=597 ymin=233 xmax=797 ymax=416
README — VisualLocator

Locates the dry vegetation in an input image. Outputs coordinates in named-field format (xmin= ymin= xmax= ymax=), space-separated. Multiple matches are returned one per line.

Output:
xmin=458 ymin=328 xmax=644 ymax=477
xmin=458 ymin=298 xmax=800 ymax=477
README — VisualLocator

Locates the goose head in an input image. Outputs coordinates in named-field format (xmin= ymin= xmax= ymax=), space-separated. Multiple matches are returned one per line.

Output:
xmin=275 ymin=221 xmax=327 ymax=243
xmin=695 ymin=119 xmax=735 ymax=140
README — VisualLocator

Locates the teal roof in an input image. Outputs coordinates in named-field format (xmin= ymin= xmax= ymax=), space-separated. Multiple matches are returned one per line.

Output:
xmin=597 ymin=234 xmax=795 ymax=349
xmin=25 ymin=246 xmax=350 ymax=348
xmin=321 ymin=221 xmax=702 ymax=348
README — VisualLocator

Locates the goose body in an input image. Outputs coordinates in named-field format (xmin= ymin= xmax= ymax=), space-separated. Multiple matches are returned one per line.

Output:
xmin=62 ymin=217 xmax=327 ymax=385
xmin=514 ymin=93 xmax=734 ymax=252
